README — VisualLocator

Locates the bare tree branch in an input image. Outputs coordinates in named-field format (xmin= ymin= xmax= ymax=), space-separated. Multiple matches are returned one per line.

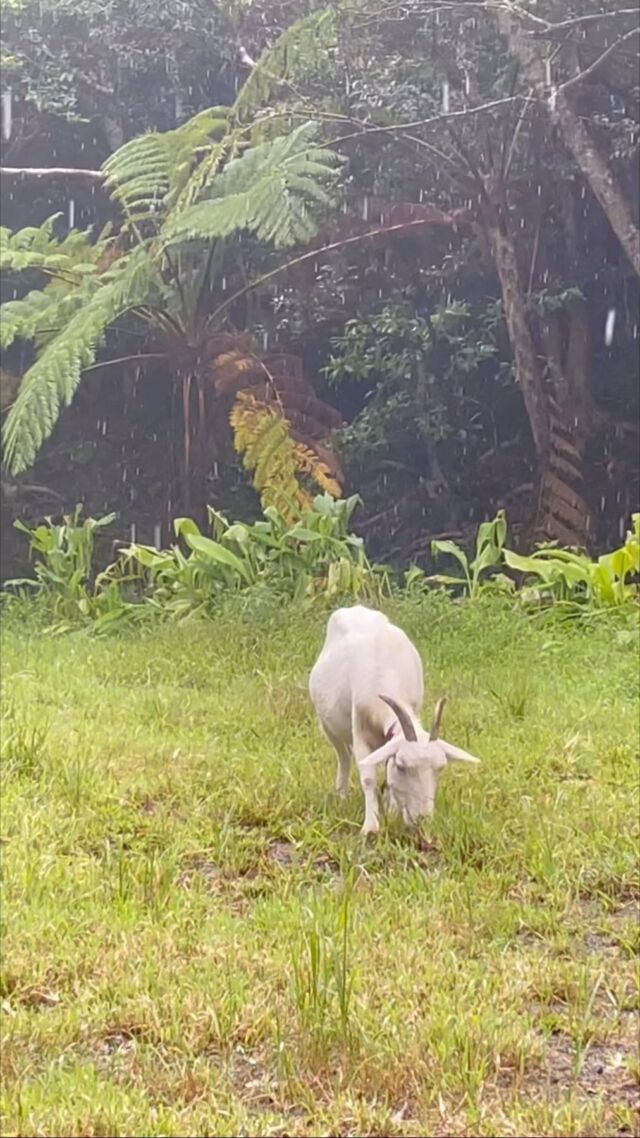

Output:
xmin=557 ymin=27 xmax=640 ymax=95
xmin=206 ymin=209 xmax=472 ymax=328
xmin=0 ymin=165 xmax=105 ymax=181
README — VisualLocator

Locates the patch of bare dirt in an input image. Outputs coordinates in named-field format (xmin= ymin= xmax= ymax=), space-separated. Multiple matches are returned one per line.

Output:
xmin=538 ymin=1019 xmax=639 ymax=1109
xmin=265 ymin=839 xmax=339 ymax=876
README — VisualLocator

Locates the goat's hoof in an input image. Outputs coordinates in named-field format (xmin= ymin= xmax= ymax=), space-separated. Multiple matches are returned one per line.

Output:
xmin=361 ymin=824 xmax=379 ymax=839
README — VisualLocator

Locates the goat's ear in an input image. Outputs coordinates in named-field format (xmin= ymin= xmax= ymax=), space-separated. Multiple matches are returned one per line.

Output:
xmin=357 ymin=737 xmax=398 ymax=772
xmin=441 ymin=739 xmax=480 ymax=764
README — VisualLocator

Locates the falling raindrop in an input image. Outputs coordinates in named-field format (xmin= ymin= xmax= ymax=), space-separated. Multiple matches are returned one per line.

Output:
xmin=1 ymin=87 xmax=12 ymax=141
xmin=102 ymin=420 xmax=108 ymax=436
xmin=464 ymin=71 xmax=470 ymax=96
xmin=154 ymin=522 xmax=162 ymax=549
xmin=68 ymin=199 xmax=75 ymax=229
xmin=442 ymin=80 xmax=450 ymax=114
xmin=362 ymin=195 xmax=369 ymax=221
xmin=130 ymin=522 xmax=137 ymax=542
xmin=604 ymin=307 xmax=616 ymax=346
xmin=263 ymin=330 xmax=269 ymax=350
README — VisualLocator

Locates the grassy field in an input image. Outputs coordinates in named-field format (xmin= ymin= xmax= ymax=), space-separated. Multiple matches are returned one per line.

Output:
xmin=1 ymin=595 xmax=638 ymax=1137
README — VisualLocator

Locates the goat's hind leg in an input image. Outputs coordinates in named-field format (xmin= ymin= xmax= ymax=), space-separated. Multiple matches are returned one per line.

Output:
xmin=319 ymin=724 xmax=352 ymax=797
xmin=334 ymin=742 xmax=352 ymax=797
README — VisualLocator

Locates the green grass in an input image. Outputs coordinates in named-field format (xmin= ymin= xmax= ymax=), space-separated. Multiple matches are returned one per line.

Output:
xmin=1 ymin=595 xmax=639 ymax=1137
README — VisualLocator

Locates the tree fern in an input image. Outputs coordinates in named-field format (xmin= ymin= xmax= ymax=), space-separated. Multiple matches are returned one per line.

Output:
xmin=2 ymin=250 xmax=157 ymax=474
xmin=0 ymin=106 xmax=345 ymax=485
xmin=230 ymin=391 xmax=341 ymax=518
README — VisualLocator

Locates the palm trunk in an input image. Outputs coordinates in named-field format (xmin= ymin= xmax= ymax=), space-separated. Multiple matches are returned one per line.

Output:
xmin=179 ymin=370 xmax=213 ymax=521
xmin=498 ymin=11 xmax=640 ymax=277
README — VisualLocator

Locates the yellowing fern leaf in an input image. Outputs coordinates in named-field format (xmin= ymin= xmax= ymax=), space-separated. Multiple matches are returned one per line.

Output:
xmin=230 ymin=392 xmax=341 ymax=520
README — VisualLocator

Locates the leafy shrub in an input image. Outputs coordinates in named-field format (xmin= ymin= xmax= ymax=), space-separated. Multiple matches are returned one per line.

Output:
xmin=5 ymin=503 xmax=637 ymax=634
xmin=125 ymin=494 xmax=390 ymax=617
xmin=4 ymin=506 xmax=144 ymax=634
xmin=503 ymin=514 xmax=640 ymax=611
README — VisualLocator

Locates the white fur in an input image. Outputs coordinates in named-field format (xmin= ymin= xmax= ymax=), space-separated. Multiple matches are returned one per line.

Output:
xmin=308 ymin=605 xmax=479 ymax=835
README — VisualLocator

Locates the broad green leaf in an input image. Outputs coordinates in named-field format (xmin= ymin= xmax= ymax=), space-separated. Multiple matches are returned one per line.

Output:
xmin=185 ymin=533 xmax=252 ymax=582
xmin=431 ymin=539 xmax=470 ymax=576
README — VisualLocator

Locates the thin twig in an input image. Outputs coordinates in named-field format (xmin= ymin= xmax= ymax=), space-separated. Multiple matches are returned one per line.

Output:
xmin=80 ymin=352 xmax=166 ymax=375
xmin=326 ymin=95 xmax=528 ymax=150
xmin=205 ymin=213 xmax=472 ymax=328
xmin=556 ymin=27 xmax=640 ymax=95
xmin=503 ymin=86 xmax=534 ymax=182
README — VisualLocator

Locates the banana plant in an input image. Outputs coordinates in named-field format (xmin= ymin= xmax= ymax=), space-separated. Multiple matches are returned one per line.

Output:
xmin=426 ymin=510 xmax=510 ymax=600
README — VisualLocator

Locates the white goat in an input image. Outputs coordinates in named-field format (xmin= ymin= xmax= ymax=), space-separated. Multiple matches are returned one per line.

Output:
xmin=308 ymin=605 xmax=480 ymax=835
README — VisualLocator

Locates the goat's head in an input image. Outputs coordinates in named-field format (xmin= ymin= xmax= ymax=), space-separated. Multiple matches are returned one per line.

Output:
xmin=357 ymin=695 xmax=480 ymax=828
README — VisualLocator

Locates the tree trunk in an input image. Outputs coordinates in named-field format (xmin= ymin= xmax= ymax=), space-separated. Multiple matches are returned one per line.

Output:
xmin=552 ymin=92 xmax=640 ymax=277
xmin=498 ymin=10 xmax=640 ymax=278
xmin=479 ymin=175 xmax=591 ymax=546
xmin=479 ymin=177 xmax=549 ymax=457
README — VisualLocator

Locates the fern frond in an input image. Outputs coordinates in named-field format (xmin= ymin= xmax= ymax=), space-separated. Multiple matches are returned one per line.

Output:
xmin=291 ymin=439 xmax=342 ymax=497
xmin=232 ymin=7 xmax=339 ymax=120
xmin=0 ymin=281 xmax=99 ymax=350
xmin=103 ymin=133 xmax=171 ymax=228
xmin=103 ymin=106 xmax=232 ymax=230
xmin=164 ymin=122 xmax=342 ymax=249
xmin=2 ymin=251 xmax=156 ymax=474
xmin=230 ymin=391 xmax=342 ymax=519
xmin=0 ymin=215 xmax=107 ymax=275
xmin=230 ymin=393 xmax=312 ymax=519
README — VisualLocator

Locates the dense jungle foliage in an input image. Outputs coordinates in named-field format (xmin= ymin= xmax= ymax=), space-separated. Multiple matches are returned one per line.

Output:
xmin=1 ymin=0 xmax=638 ymax=572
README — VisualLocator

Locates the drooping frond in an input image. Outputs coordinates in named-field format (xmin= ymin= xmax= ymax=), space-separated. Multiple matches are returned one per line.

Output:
xmin=164 ymin=122 xmax=343 ymax=249
xmin=0 ymin=273 xmax=110 ymax=351
xmin=2 ymin=250 xmax=156 ymax=474
xmin=289 ymin=436 xmax=342 ymax=498
xmin=228 ymin=348 xmax=343 ymax=517
xmin=103 ymin=107 xmax=232 ymax=231
xmin=230 ymin=393 xmax=315 ymax=518
xmin=212 ymin=345 xmax=342 ymax=463
xmin=232 ymin=7 xmax=340 ymax=120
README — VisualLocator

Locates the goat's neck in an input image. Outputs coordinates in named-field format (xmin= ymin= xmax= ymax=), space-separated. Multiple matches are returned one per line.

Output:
xmin=383 ymin=708 xmax=421 ymax=744
xmin=383 ymin=718 xmax=402 ymax=744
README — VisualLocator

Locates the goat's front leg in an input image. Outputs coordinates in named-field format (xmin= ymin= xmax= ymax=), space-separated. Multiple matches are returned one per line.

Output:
xmin=354 ymin=740 xmax=379 ymax=836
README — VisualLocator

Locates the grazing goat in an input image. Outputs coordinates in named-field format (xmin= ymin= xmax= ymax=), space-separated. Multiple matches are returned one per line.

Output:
xmin=309 ymin=605 xmax=480 ymax=835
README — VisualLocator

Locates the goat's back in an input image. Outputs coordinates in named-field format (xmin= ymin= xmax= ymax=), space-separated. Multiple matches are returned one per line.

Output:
xmin=309 ymin=606 xmax=424 ymax=741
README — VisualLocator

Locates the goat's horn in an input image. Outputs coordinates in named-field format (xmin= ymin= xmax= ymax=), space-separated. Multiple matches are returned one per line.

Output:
xmin=379 ymin=695 xmax=417 ymax=742
xmin=429 ymin=696 xmax=447 ymax=741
